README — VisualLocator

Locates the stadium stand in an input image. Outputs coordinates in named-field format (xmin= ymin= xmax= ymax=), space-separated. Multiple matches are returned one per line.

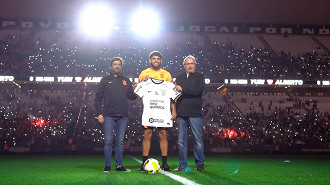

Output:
xmin=0 ymin=30 xmax=329 ymax=154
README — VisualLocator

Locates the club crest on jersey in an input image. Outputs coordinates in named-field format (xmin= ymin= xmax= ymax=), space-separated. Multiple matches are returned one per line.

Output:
xmin=160 ymin=73 xmax=164 ymax=78
xmin=122 ymin=80 xmax=127 ymax=85
xmin=161 ymin=90 xmax=166 ymax=96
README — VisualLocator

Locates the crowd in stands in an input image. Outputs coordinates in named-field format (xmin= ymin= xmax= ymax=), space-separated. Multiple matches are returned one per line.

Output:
xmin=1 ymin=85 xmax=329 ymax=152
xmin=1 ymin=30 xmax=329 ymax=81
xmin=0 ymin=30 xmax=329 ymax=153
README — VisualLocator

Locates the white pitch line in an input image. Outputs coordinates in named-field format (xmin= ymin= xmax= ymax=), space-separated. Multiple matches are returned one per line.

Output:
xmin=129 ymin=156 xmax=202 ymax=185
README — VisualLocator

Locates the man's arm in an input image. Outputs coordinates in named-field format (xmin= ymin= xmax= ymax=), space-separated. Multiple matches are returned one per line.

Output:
xmin=95 ymin=78 xmax=105 ymax=123
xmin=179 ymin=74 xmax=205 ymax=96
xmin=170 ymin=100 xmax=176 ymax=120
xmin=127 ymin=80 xmax=138 ymax=100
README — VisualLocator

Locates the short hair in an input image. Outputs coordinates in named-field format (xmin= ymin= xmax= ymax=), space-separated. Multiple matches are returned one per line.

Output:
xmin=149 ymin=51 xmax=162 ymax=59
xmin=110 ymin=57 xmax=123 ymax=66
xmin=183 ymin=55 xmax=196 ymax=64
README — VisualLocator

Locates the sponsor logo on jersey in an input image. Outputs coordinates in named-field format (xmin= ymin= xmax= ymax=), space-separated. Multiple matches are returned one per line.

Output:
xmin=148 ymin=118 xmax=164 ymax=123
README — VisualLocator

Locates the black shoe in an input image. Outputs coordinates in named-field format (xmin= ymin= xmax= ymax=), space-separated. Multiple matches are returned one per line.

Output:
xmin=174 ymin=165 xmax=185 ymax=171
xmin=103 ymin=166 xmax=111 ymax=173
xmin=138 ymin=163 xmax=145 ymax=172
xmin=161 ymin=163 xmax=171 ymax=171
xmin=197 ymin=164 xmax=205 ymax=172
xmin=116 ymin=166 xmax=131 ymax=172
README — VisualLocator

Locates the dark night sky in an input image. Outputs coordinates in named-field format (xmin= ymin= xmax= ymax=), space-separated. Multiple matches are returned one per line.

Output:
xmin=0 ymin=0 xmax=329 ymax=24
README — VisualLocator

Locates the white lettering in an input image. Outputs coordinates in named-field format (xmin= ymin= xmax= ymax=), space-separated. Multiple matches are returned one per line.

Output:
xmin=219 ymin=26 xmax=230 ymax=33
xmin=2 ymin=21 xmax=15 ymax=27
xmin=281 ymin=28 xmax=292 ymax=34
xmin=265 ymin=28 xmax=276 ymax=34
xmin=57 ymin=77 xmax=73 ymax=82
xmin=39 ymin=21 xmax=51 ymax=28
xmin=233 ymin=27 xmax=238 ymax=33
xmin=205 ymin=26 xmax=216 ymax=32
xmin=21 ymin=21 xmax=33 ymax=28
xmin=83 ymin=77 xmax=102 ymax=82
xmin=57 ymin=22 xmax=69 ymax=29
xmin=189 ymin=26 xmax=200 ymax=32
xmin=303 ymin=28 xmax=314 ymax=35
xmin=0 ymin=76 xmax=14 ymax=81
xmin=250 ymin=27 xmax=262 ymax=33
xmin=251 ymin=79 xmax=265 ymax=85
xmin=230 ymin=79 xmax=248 ymax=85
xmin=36 ymin=77 xmax=54 ymax=82
xmin=275 ymin=80 xmax=303 ymax=85
xmin=319 ymin=28 xmax=329 ymax=35
xmin=322 ymin=81 xmax=330 ymax=85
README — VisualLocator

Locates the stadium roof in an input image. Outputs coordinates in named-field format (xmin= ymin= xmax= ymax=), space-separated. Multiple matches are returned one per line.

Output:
xmin=1 ymin=0 xmax=329 ymax=25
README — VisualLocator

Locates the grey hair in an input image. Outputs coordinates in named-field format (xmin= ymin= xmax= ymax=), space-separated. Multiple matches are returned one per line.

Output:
xmin=183 ymin=55 xmax=196 ymax=64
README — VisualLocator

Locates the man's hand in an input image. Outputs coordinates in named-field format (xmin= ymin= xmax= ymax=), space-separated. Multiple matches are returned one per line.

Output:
xmin=171 ymin=110 xmax=177 ymax=120
xmin=141 ymin=75 xmax=150 ymax=81
xmin=175 ymin=85 xmax=182 ymax=92
xmin=170 ymin=99 xmax=176 ymax=120
xmin=98 ymin=114 xmax=104 ymax=123
xmin=133 ymin=83 xmax=137 ymax=90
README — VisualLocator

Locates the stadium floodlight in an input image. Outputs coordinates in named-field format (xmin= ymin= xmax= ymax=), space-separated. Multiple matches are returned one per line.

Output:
xmin=130 ymin=8 xmax=161 ymax=37
xmin=78 ymin=3 xmax=115 ymax=38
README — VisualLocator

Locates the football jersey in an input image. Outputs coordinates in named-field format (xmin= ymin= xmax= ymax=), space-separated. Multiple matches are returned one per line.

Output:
xmin=134 ymin=78 xmax=181 ymax=127
xmin=138 ymin=68 xmax=172 ymax=82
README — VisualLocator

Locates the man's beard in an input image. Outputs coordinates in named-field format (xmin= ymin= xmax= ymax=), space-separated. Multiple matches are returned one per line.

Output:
xmin=111 ymin=69 xmax=121 ymax=75
xmin=151 ymin=64 xmax=160 ymax=70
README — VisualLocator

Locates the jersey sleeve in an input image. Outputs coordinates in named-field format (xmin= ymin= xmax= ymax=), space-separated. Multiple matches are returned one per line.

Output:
xmin=134 ymin=81 xmax=145 ymax=98
xmin=166 ymin=81 xmax=181 ymax=101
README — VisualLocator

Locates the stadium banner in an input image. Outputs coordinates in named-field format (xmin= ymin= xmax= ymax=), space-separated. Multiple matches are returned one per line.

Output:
xmin=8 ymin=147 xmax=30 ymax=153
xmin=174 ymin=23 xmax=330 ymax=35
xmin=0 ymin=18 xmax=329 ymax=35
xmin=209 ymin=147 xmax=232 ymax=153
xmin=1 ymin=76 xmax=330 ymax=86
xmin=302 ymin=148 xmax=330 ymax=153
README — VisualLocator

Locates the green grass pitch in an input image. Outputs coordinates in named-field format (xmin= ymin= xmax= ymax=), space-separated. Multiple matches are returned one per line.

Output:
xmin=0 ymin=154 xmax=329 ymax=185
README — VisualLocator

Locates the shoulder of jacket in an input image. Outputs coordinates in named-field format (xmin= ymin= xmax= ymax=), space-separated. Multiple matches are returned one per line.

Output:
xmin=101 ymin=75 xmax=111 ymax=82
xmin=176 ymin=72 xmax=186 ymax=78
xmin=194 ymin=72 xmax=204 ymax=77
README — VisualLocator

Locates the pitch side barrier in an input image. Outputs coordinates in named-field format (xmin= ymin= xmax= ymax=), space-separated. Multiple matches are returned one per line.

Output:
xmin=1 ymin=76 xmax=330 ymax=87
xmin=1 ymin=78 xmax=330 ymax=96
xmin=2 ymin=145 xmax=330 ymax=155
